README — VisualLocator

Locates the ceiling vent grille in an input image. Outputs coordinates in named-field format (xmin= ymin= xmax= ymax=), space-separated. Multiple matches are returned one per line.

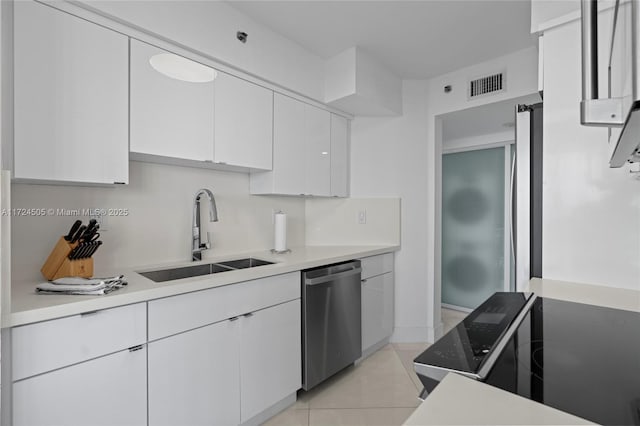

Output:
xmin=468 ymin=72 xmax=505 ymax=99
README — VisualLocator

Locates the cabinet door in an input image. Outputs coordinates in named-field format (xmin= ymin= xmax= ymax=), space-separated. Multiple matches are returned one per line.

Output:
xmin=148 ymin=319 xmax=240 ymax=426
xmin=330 ymin=114 xmax=349 ymax=197
xmin=13 ymin=1 xmax=128 ymax=184
xmin=362 ymin=274 xmax=386 ymax=352
xmin=240 ymin=299 xmax=301 ymax=422
xmin=362 ymin=273 xmax=394 ymax=352
xmin=130 ymin=39 xmax=215 ymax=161
xmin=13 ymin=347 xmax=147 ymax=426
xmin=272 ymin=94 xmax=306 ymax=194
xmin=382 ymin=272 xmax=395 ymax=338
xmin=214 ymin=72 xmax=273 ymax=170
xmin=305 ymin=105 xmax=331 ymax=196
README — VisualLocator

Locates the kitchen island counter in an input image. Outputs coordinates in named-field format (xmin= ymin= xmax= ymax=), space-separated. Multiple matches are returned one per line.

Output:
xmin=11 ymin=244 xmax=398 ymax=327
xmin=404 ymin=278 xmax=640 ymax=425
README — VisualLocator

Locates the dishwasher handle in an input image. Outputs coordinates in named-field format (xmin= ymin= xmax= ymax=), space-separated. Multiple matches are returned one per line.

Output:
xmin=304 ymin=266 xmax=362 ymax=286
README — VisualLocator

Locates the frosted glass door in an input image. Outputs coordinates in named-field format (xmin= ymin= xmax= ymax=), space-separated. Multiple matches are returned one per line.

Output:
xmin=442 ymin=147 xmax=506 ymax=310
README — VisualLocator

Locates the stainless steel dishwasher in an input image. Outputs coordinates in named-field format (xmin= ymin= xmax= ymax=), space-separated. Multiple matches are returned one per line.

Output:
xmin=301 ymin=260 xmax=362 ymax=391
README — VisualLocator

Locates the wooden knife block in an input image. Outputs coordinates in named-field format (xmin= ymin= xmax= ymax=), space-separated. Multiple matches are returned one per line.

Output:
xmin=41 ymin=236 xmax=94 ymax=281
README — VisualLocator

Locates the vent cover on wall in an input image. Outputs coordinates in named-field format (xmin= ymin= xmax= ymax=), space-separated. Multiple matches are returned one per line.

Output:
xmin=468 ymin=72 xmax=505 ymax=99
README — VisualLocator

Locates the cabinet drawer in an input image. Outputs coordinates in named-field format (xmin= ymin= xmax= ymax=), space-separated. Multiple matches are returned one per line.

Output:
xmin=361 ymin=253 xmax=394 ymax=279
xmin=149 ymin=272 xmax=300 ymax=340
xmin=12 ymin=303 xmax=146 ymax=381
xmin=13 ymin=347 xmax=147 ymax=426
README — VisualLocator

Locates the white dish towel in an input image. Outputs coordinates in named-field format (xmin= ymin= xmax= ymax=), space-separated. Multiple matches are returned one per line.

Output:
xmin=36 ymin=275 xmax=127 ymax=295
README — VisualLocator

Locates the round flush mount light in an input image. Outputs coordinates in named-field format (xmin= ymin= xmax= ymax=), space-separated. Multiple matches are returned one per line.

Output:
xmin=149 ymin=53 xmax=217 ymax=83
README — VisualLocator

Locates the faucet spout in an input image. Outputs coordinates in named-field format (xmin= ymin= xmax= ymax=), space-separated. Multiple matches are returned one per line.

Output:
xmin=192 ymin=188 xmax=218 ymax=261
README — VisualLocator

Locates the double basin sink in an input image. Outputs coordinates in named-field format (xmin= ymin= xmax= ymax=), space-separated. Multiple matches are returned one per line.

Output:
xmin=139 ymin=257 xmax=275 ymax=283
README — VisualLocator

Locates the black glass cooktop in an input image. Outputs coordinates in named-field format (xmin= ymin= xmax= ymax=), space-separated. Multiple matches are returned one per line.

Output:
xmin=414 ymin=292 xmax=531 ymax=375
xmin=485 ymin=298 xmax=640 ymax=425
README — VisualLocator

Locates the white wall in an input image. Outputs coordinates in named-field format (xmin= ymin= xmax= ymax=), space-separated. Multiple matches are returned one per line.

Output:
xmin=443 ymin=131 xmax=514 ymax=152
xmin=530 ymin=0 xmax=617 ymax=33
xmin=541 ymin=16 xmax=640 ymax=290
xmin=11 ymin=161 xmax=305 ymax=282
xmin=351 ymin=47 xmax=538 ymax=342
xmin=76 ymin=0 xmax=325 ymax=100
xmin=305 ymin=198 xmax=401 ymax=246
xmin=351 ymin=80 xmax=432 ymax=342
xmin=325 ymin=47 xmax=402 ymax=116
xmin=531 ymin=0 xmax=580 ymax=33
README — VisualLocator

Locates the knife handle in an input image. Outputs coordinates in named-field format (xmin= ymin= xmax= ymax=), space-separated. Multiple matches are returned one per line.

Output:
xmin=64 ymin=220 xmax=82 ymax=242
xmin=71 ymin=225 xmax=86 ymax=244
xmin=68 ymin=245 xmax=80 ymax=260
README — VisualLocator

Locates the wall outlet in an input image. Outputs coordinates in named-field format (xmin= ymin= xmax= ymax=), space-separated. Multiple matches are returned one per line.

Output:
xmin=358 ymin=209 xmax=367 ymax=225
xmin=92 ymin=213 xmax=107 ymax=231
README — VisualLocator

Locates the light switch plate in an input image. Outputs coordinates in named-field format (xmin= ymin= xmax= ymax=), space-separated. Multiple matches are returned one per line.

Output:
xmin=358 ymin=210 xmax=367 ymax=225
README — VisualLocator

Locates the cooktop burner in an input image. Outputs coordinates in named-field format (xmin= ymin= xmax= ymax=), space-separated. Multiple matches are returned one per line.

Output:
xmin=485 ymin=298 xmax=640 ymax=425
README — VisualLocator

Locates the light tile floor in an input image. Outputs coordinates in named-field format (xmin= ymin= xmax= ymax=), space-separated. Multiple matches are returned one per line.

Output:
xmin=263 ymin=308 xmax=467 ymax=426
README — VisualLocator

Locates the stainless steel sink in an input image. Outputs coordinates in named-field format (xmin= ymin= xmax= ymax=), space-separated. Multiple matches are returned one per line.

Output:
xmin=139 ymin=263 xmax=234 ymax=283
xmin=139 ymin=258 xmax=275 ymax=282
xmin=216 ymin=257 xmax=274 ymax=270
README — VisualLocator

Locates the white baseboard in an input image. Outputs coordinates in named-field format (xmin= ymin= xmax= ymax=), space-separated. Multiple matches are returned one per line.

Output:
xmin=357 ymin=338 xmax=390 ymax=362
xmin=242 ymin=392 xmax=296 ymax=426
xmin=433 ymin=321 xmax=445 ymax=341
xmin=390 ymin=326 xmax=436 ymax=343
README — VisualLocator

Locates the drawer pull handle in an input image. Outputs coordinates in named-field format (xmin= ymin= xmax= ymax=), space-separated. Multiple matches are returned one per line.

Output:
xmin=243 ymin=312 xmax=254 ymax=318
xmin=228 ymin=316 xmax=239 ymax=322
xmin=129 ymin=345 xmax=144 ymax=352
xmin=80 ymin=311 xmax=99 ymax=317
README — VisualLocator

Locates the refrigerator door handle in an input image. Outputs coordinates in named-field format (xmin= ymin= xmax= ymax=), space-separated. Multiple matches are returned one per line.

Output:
xmin=509 ymin=150 xmax=516 ymax=262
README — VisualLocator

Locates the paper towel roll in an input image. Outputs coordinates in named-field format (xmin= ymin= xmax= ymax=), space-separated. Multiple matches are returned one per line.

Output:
xmin=274 ymin=212 xmax=287 ymax=252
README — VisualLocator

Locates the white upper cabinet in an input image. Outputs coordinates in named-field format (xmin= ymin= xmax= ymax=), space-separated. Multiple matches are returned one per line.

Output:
xmin=130 ymin=39 xmax=215 ymax=162
xmin=214 ymin=72 xmax=273 ymax=170
xmin=305 ymin=105 xmax=331 ymax=196
xmin=13 ymin=0 xmax=129 ymax=185
xmin=330 ymin=114 xmax=349 ymax=197
xmin=251 ymin=94 xmax=306 ymax=194
xmin=130 ymin=40 xmax=273 ymax=170
xmin=251 ymin=94 xmax=348 ymax=196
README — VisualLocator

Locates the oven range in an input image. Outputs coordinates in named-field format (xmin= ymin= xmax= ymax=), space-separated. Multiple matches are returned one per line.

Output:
xmin=414 ymin=292 xmax=640 ymax=425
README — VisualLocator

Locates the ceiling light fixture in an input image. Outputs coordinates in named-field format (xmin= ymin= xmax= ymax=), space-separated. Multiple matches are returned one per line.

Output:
xmin=149 ymin=53 xmax=217 ymax=83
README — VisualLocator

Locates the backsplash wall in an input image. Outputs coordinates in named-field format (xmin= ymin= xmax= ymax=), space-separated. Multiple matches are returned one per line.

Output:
xmin=11 ymin=161 xmax=305 ymax=282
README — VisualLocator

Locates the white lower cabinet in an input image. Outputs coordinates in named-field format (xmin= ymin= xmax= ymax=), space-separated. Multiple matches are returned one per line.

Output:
xmin=147 ymin=272 xmax=301 ymax=425
xmin=360 ymin=253 xmax=395 ymax=354
xmin=10 ymin=274 xmax=302 ymax=426
xmin=361 ymin=273 xmax=394 ymax=352
xmin=148 ymin=319 xmax=241 ymax=426
xmin=240 ymin=299 xmax=301 ymax=422
xmin=148 ymin=299 xmax=301 ymax=426
xmin=13 ymin=347 xmax=147 ymax=426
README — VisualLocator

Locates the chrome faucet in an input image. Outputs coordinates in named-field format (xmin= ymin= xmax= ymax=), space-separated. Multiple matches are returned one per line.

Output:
xmin=192 ymin=188 xmax=218 ymax=261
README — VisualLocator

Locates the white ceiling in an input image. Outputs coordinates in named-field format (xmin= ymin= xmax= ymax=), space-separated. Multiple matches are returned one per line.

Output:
xmin=227 ymin=0 xmax=537 ymax=79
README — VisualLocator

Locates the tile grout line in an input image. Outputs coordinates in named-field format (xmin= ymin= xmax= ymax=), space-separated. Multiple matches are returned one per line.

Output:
xmin=391 ymin=344 xmax=425 ymax=393
xmin=308 ymin=406 xmax=423 ymax=411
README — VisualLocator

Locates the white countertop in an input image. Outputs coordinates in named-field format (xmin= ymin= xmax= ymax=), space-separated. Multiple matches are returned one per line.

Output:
xmin=404 ymin=277 xmax=640 ymax=425
xmin=404 ymin=373 xmax=594 ymax=425
xmin=11 ymin=244 xmax=398 ymax=327
xmin=528 ymin=277 xmax=640 ymax=312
